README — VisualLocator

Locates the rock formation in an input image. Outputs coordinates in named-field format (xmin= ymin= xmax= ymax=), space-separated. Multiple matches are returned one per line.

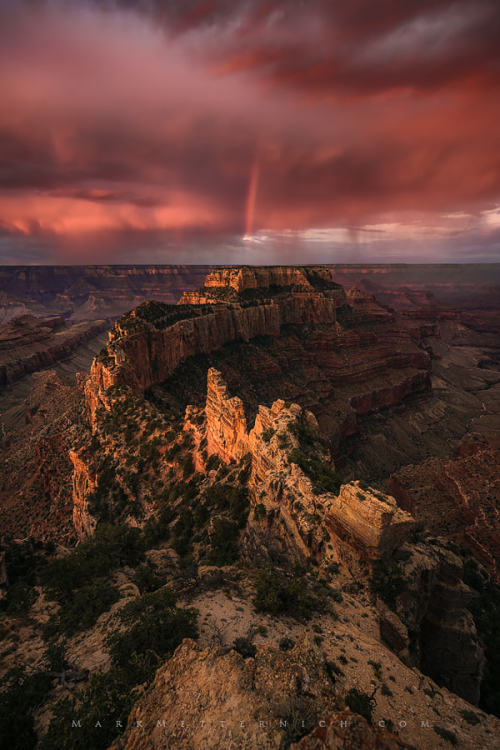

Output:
xmin=110 ymin=638 xmax=415 ymax=750
xmin=0 ymin=314 xmax=109 ymax=390
xmin=2 ymin=264 xmax=500 ymax=750
xmin=389 ymin=433 xmax=500 ymax=581
xmin=84 ymin=266 xmax=431 ymax=449
xmin=204 ymin=367 xmax=415 ymax=565
xmin=0 ymin=265 xmax=211 ymax=321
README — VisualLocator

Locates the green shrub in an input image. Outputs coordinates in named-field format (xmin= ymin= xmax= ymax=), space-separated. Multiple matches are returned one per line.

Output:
xmin=233 ymin=637 xmax=256 ymax=658
xmin=44 ymin=579 xmax=119 ymax=637
xmin=0 ymin=668 xmax=53 ymax=750
xmin=253 ymin=503 xmax=266 ymax=520
xmin=289 ymin=450 xmax=341 ymax=495
xmin=345 ymin=688 xmax=375 ymax=722
xmin=279 ymin=637 xmax=295 ymax=651
xmin=41 ymin=524 xmax=144 ymax=602
xmin=253 ymin=565 xmax=315 ymax=620
xmin=182 ymin=454 xmax=195 ymax=478
xmin=40 ymin=524 xmax=144 ymax=636
xmin=0 ymin=539 xmax=47 ymax=615
xmin=142 ymin=505 xmax=175 ymax=548
xmin=172 ymin=508 xmax=194 ymax=558
xmin=206 ymin=517 xmax=240 ymax=566
xmin=433 ymin=726 xmax=458 ymax=745
xmin=107 ymin=588 xmax=197 ymax=685
xmin=39 ymin=672 xmax=132 ymax=750
xmin=132 ymin=563 xmax=163 ymax=593
xmin=459 ymin=709 xmax=480 ymax=725
xmin=370 ymin=558 xmax=406 ymax=611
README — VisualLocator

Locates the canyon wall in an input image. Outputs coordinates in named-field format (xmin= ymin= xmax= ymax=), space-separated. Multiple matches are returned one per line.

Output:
xmin=204 ymin=367 xmax=416 ymax=564
xmin=0 ymin=315 xmax=110 ymax=390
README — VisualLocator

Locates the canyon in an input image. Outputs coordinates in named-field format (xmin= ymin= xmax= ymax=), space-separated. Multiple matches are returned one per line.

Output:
xmin=0 ymin=264 xmax=499 ymax=750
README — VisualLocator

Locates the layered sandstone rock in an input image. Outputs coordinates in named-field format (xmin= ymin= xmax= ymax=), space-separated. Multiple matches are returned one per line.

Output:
xmin=205 ymin=368 xmax=415 ymax=564
xmin=110 ymin=637 xmax=338 ymax=750
xmin=0 ymin=314 xmax=109 ymax=390
xmin=325 ymin=483 xmax=415 ymax=560
xmin=388 ymin=433 xmax=500 ymax=581
xmin=85 ymin=266 xmax=430 ymax=444
xmin=203 ymin=265 xmax=333 ymax=292
xmin=85 ymin=277 xmax=346 ymax=425
xmin=69 ymin=449 xmax=98 ymax=539
xmin=291 ymin=710 xmax=416 ymax=750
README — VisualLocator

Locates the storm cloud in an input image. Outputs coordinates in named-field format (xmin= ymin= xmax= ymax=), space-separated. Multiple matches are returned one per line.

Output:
xmin=0 ymin=0 xmax=499 ymax=262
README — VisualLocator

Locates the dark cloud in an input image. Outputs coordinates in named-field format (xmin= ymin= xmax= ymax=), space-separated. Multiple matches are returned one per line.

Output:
xmin=0 ymin=0 xmax=499 ymax=262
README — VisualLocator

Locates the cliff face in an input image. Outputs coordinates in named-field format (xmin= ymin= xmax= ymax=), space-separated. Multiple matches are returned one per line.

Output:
xmin=388 ymin=433 xmax=500 ymax=581
xmin=0 ymin=370 xmax=79 ymax=543
xmin=110 ymin=638 xmax=415 ymax=750
xmin=0 ymin=315 xmax=109 ymax=390
xmin=0 ymin=265 xmax=211 ymax=322
xmin=69 ymin=449 xmax=98 ymax=539
xmin=205 ymin=368 xmax=416 ymax=565
xmin=203 ymin=265 xmax=334 ymax=292
xmin=85 ymin=266 xmax=431 ymax=444
xmin=85 ymin=270 xmax=345 ymax=424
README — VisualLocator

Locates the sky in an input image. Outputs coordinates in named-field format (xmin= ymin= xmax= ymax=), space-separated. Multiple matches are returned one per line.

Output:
xmin=0 ymin=0 xmax=499 ymax=264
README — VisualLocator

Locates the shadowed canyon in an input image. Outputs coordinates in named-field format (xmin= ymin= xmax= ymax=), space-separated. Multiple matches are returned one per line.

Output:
xmin=0 ymin=265 xmax=499 ymax=750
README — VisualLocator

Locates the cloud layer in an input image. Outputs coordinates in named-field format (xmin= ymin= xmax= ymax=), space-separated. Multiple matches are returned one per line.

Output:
xmin=0 ymin=0 xmax=499 ymax=262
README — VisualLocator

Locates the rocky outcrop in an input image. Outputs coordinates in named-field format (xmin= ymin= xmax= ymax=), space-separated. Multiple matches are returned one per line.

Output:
xmin=388 ymin=433 xmax=500 ymax=581
xmin=0 ymin=315 xmax=109 ymax=390
xmin=205 ymin=368 xmax=415 ymax=565
xmin=389 ymin=542 xmax=485 ymax=705
xmin=85 ymin=282 xmax=343 ymax=424
xmin=110 ymin=637 xmax=338 ymax=750
xmin=291 ymin=710 xmax=415 ymax=750
xmin=325 ymin=482 xmax=415 ymax=561
xmin=69 ymin=449 xmax=98 ymax=539
xmin=0 ymin=265 xmax=211 ymax=321
xmin=85 ymin=267 xmax=431 ymax=442
xmin=205 ymin=265 xmax=333 ymax=292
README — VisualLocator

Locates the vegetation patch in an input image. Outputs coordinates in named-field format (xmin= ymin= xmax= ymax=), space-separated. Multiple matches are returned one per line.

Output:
xmin=107 ymin=587 xmax=197 ymax=685
xmin=289 ymin=449 xmax=341 ymax=495
xmin=370 ymin=557 xmax=406 ymax=611
xmin=344 ymin=688 xmax=375 ymax=723
xmin=0 ymin=667 xmax=53 ymax=750
xmin=433 ymin=726 xmax=458 ymax=745
xmin=253 ymin=565 xmax=317 ymax=620
xmin=41 ymin=524 xmax=145 ymax=636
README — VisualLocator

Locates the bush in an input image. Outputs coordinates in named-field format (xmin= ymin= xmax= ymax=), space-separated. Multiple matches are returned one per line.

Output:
xmin=132 ymin=563 xmax=162 ymax=593
xmin=253 ymin=565 xmax=315 ymax=620
xmin=233 ymin=637 xmax=256 ymax=658
xmin=279 ymin=637 xmax=295 ymax=651
xmin=289 ymin=450 xmax=341 ymax=495
xmin=44 ymin=579 xmax=119 ymax=637
xmin=433 ymin=726 xmax=458 ymax=745
xmin=107 ymin=588 xmax=197 ymax=685
xmin=206 ymin=517 xmax=240 ymax=566
xmin=345 ymin=688 xmax=375 ymax=722
xmin=40 ymin=523 xmax=144 ymax=636
xmin=41 ymin=524 xmax=144 ymax=603
xmin=370 ymin=558 xmax=406 ymax=611
xmin=0 ymin=668 xmax=53 ymax=750
xmin=0 ymin=539 xmax=47 ymax=615
xmin=40 ymin=672 xmax=132 ymax=750
xmin=253 ymin=503 xmax=266 ymax=520
xmin=181 ymin=454 xmax=195 ymax=478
